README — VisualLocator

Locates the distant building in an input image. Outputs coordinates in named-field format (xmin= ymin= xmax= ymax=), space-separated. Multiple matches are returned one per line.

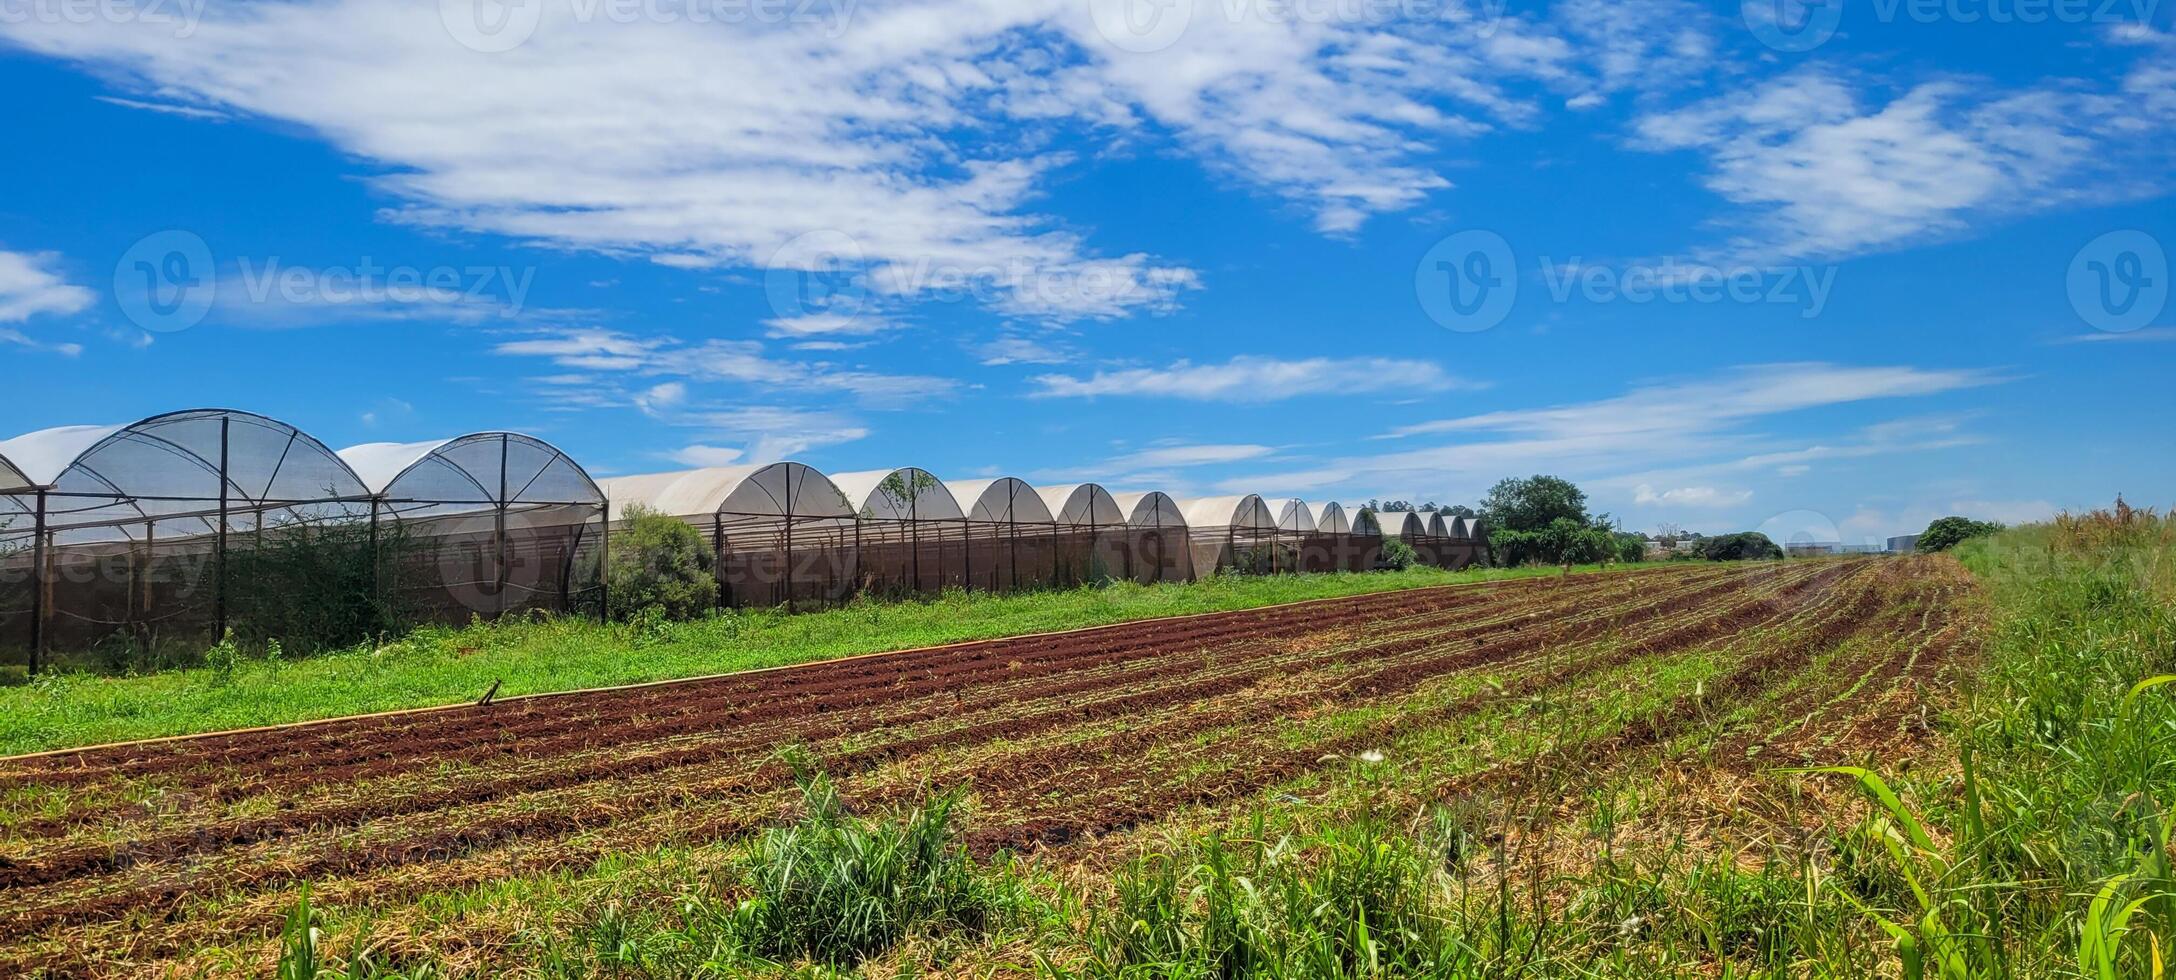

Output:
xmin=1887 ymin=534 xmax=1920 ymax=553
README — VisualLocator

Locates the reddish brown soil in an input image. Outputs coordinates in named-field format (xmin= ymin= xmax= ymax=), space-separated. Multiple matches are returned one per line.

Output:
xmin=0 ymin=559 xmax=1976 ymax=978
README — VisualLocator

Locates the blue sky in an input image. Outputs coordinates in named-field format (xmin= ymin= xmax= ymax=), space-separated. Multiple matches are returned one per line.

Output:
xmin=1 ymin=0 xmax=2172 ymax=543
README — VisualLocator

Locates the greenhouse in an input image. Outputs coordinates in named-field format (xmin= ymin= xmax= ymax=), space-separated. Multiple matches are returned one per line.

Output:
xmin=1177 ymin=495 xmax=1281 ymax=576
xmin=1307 ymin=500 xmax=1376 ymax=572
xmin=598 ymin=462 xmax=857 ymax=608
xmin=829 ymin=467 xmax=969 ymax=596
xmin=1037 ymin=483 xmax=1127 ymax=585
xmin=339 ymin=434 xmax=607 ymax=623
xmin=0 ymin=410 xmax=375 ymax=670
xmin=1266 ymin=498 xmax=1314 ymax=572
xmin=1110 ymin=490 xmax=1191 ymax=584
xmin=950 ymin=477 xmax=1059 ymax=592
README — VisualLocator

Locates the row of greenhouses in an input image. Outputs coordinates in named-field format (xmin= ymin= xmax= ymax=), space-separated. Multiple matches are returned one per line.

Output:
xmin=0 ymin=409 xmax=1483 ymax=670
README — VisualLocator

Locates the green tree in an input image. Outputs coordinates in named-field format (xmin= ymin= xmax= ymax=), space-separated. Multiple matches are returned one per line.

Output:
xmin=1697 ymin=531 xmax=1783 ymax=561
xmin=1479 ymin=475 xmax=1589 ymax=533
xmin=608 ymin=504 xmax=719 ymax=621
xmin=1613 ymin=532 xmax=1648 ymax=564
xmin=1916 ymin=515 xmax=2004 ymax=552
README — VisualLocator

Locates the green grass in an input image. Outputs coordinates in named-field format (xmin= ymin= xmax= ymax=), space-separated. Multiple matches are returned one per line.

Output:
xmin=0 ymin=563 xmax=1620 ymax=757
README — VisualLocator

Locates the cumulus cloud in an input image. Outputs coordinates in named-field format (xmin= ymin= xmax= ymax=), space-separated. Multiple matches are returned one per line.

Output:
xmin=0 ymin=249 xmax=94 ymax=324
xmin=1631 ymin=66 xmax=2170 ymax=262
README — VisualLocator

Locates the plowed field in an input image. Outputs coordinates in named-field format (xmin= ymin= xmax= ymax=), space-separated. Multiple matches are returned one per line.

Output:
xmin=0 ymin=557 xmax=1977 ymax=977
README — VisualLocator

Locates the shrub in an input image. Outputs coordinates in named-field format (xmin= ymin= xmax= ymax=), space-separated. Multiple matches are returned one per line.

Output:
xmin=1613 ymin=532 xmax=1648 ymax=565
xmin=1066 ymin=814 xmax=1471 ymax=978
xmin=1698 ymin=532 xmax=1783 ymax=561
xmin=721 ymin=757 xmax=1015 ymax=966
xmin=1377 ymin=535 xmax=1417 ymax=570
xmin=1916 ymin=515 xmax=2004 ymax=552
xmin=607 ymin=504 xmax=718 ymax=621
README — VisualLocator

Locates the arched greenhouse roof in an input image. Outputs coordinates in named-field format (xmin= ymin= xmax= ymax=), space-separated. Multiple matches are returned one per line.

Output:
xmin=829 ymin=467 xmax=965 ymax=522
xmin=598 ymin=462 xmax=854 ymax=521
xmin=1110 ymin=491 xmax=1187 ymax=528
xmin=339 ymin=433 xmax=603 ymax=506
xmin=1176 ymin=495 xmax=1277 ymax=532
xmin=1037 ymin=483 xmax=1125 ymax=528
xmin=1373 ymin=510 xmax=1426 ymax=538
xmin=0 ymin=424 xmax=127 ymax=492
xmin=949 ymin=478 xmax=1055 ymax=526
xmin=1268 ymin=498 xmax=1314 ymax=533
xmin=1312 ymin=501 xmax=1350 ymax=534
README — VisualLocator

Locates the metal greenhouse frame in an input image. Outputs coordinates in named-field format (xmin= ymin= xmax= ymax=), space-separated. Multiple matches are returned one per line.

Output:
xmin=599 ymin=463 xmax=858 ymax=609
xmin=0 ymin=410 xmax=376 ymax=671
xmin=950 ymin=477 xmax=1059 ymax=593
xmin=1267 ymin=498 xmax=1316 ymax=572
xmin=339 ymin=434 xmax=608 ymax=624
xmin=1038 ymin=483 xmax=1126 ymax=586
xmin=1177 ymin=495 xmax=1281 ymax=576
xmin=1307 ymin=500 xmax=1376 ymax=572
xmin=1110 ymin=491 xmax=1191 ymax=584
xmin=830 ymin=467 xmax=969 ymax=597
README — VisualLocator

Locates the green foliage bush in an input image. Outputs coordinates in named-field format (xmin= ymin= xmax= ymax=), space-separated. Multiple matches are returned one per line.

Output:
xmin=721 ymin=756 xmax=1015 ymax=966
xmin=606 ymin=504 xmax=718 ymax=621
xmin=1697 ymin=532 xmax=1783 ymax=561
xmin=1376 ymin=535 xmax=1417 ymax=570
xmin=1916 ymin=515 xmax=2004 ymax=552
xmin=1063 ymin=815 xmax=1471 ymax=978
xmin=225 ymin=514 xmax=419 ymax=656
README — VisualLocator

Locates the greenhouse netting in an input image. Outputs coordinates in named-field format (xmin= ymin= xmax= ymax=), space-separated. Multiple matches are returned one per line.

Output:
xmin=339 ymin=434 xmax=607 ymax=624
xmin=950 ymin=477 xmax=1060 ymax=593
xmin=1038 ymin=483 xmax=1126 ymax=586
xmin=1177 ymin=495 xmax=1280 ymax=577
xmin=0 ymin=410 xmax=375 ymax=670
xmin=830 ymin=467 xmax=969 ymax=597
xmin=1110 ymin=491 xmax=1191 ymax=584
xmin=599 ymin=463 xmax=858 ymax=609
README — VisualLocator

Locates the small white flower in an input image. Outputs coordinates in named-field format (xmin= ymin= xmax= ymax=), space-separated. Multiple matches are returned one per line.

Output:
xmin=1357 ymin=749 xmax=1386 ymax=764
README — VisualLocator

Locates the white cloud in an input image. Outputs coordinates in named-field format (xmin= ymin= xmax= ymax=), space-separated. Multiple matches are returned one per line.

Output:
xmin=0 ymin=249 xmax=94 ymax=324
xmin=1390 ymin=363 xmax=1998 ymax=442
xmin=1634 ymin=483 xmax=1751 ymax=507
xmin=977 ymin=334 xmax=1072 ymax=366
xmin=1231 ymin=363 xmax=2003 ymax=500
xmin=762 ymin=313 xmax=894 ymax=338
xmin=668 ymin=444 xmax=745 ymax=467
xmin=1633 ymin=67 xmax=2165 ymax=262
xmin=1106 ymin=443 xmax=1274 ymax=469
xmin=1033 ymin=355 xmax=1473 ymax=401
xmin=495 ymin=327 xmax=955 ymax=407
